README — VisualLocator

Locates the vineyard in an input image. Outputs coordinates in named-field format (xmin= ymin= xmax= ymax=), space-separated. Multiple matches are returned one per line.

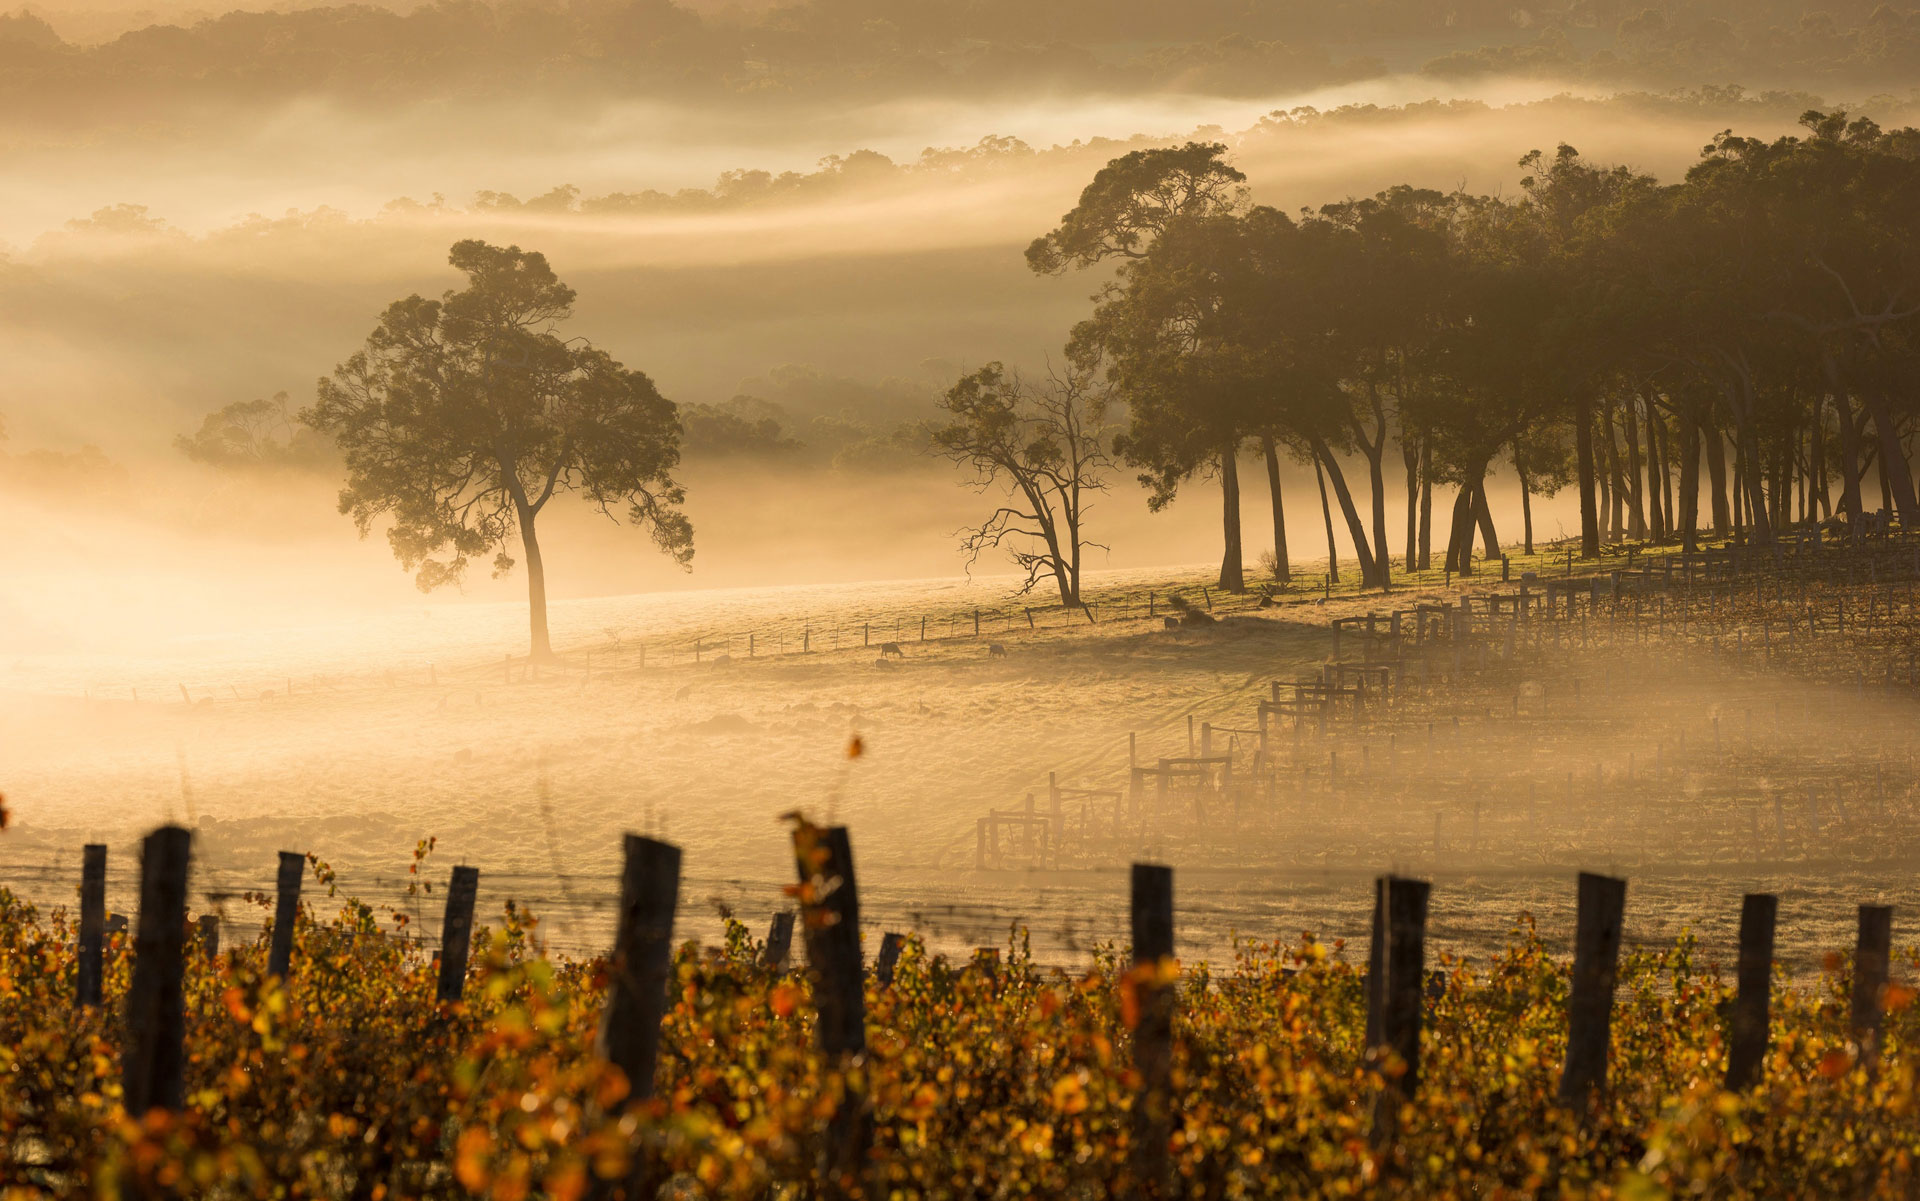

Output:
xmin=6 ymin=532 xmax=1920 ymax=1196
xmin=6 ymin=833 xmax=1920 ymax=1200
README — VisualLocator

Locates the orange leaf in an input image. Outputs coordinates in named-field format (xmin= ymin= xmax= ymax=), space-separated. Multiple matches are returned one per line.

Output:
xmin=1818 ymin=1049 xmax=1853 ymax=1079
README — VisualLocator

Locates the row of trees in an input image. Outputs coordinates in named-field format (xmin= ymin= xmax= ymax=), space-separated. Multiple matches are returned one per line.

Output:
xmin=991 ymin=113 xmax=1920 ymax=596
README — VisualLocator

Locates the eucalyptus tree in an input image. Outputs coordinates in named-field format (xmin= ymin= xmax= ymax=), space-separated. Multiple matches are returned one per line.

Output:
xmin=1305 ymin=186 xmax=1457 ymax=586
xmin=1028 ymin=142 xmax=1256 ymax=591
xmin=306 ymin=240 xmax=692 ymax=659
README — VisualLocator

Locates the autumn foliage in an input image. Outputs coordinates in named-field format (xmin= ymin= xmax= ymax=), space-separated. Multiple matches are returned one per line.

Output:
xmin=3 ymin=874 xmax=1920 ymax=1198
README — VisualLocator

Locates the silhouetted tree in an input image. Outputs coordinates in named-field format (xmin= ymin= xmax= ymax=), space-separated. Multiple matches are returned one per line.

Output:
xmin=305 ymin=240 xmax=692 ymax=659
xmin=934 ymin=361 xmax=1112 ymax=606
xmin=1028 ymin=142 xmax=1256 ymax=591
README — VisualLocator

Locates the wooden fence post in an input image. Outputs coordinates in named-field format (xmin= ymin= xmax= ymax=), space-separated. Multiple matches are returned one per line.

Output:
xmin=764 ymin=910 xmax=795 ymax=970
xmin=792 ymin=824 xmax=870 ymax=1192
xmin=597 ymin=835 xmax=681 ymax=1102
xmin=1853 ymin=904 xmax=1894 ymax=1071
xmin=436 ymin=866 xmax=480 ymax=1003
xmin=268 ymin=851 xmax=304 ymax=980
xmin=1366 ymin=875 xmax=1431 ymax=1146
xmin=1725 ymin=893 xmax=1777 ymax=1091
xmin=794 ymin=825 xmax=865 ymax=1053
xmin=1383 ymin=877 xmax=1431 ymax=1092
xmin=1557 ymin=872 xmax=1627 ymax=1106
xmin=875 ymin=932 xmax=905 ymax=988
xmin=124 ymin=825 xmax=192 ymax=1116
xmin=77 ymin=843 xmax=106 ymax=1008
xmin=1130 ymin=862 xmax=1175 ymax=1196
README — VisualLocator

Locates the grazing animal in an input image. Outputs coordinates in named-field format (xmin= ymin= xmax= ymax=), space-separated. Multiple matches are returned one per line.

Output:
xmin=1163 ymin=616 xmax=1181 ymax=630
xmin=673 ymin=683 xmax=696 ymax=700
xmin=1167 ymin=593 xmax=1216 ymax=626
xmin=879 ymin=642 xmax=904 ymax=658
xmin=987 ymin=643 xmax=1007 ymax=657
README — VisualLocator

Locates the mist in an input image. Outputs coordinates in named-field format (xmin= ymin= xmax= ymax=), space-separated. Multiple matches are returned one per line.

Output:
xmin=5 ymin=0 xmax=1920 ymax=981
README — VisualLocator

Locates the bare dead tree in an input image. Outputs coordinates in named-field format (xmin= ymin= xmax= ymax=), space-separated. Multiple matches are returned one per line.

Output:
xmin=934 ymin=360 xmax=1113 ymax=607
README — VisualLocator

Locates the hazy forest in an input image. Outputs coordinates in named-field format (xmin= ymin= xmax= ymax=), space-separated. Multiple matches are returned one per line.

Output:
xmin=11 ymin=0 xmax=1920 ymax=1196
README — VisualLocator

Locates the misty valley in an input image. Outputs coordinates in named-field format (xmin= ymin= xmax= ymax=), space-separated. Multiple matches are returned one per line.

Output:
xmin=6 ymin=1 xmax=1920 ymax=1196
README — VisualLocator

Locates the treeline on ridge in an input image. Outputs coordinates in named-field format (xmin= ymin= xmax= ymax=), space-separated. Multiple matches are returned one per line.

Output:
xmin=1017 ymin=111 xmax=1920 ymax=593
xmin=4 ymin=0 xmax=1920 ymax=120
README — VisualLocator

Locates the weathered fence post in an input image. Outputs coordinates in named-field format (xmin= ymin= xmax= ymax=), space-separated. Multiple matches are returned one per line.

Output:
xmin=1383 ymin=877 xmax=1430 ymax=1092
xmin=1557 ymin=872 xmax=1627 ymax=1106
xmin=268 ymin=850 xmax=304 ymax=980
xmin=77 ymin=843 xmax=107 ymax=1008
xmin=1130 ymin=862 xmax=1175 ymax=1196
xmin=1853 ymin=904 xmax=1894 ymax=1071
xmin=436 ymin=866 xmax=480 ymax=1003
xmin=597 ymin=835 xmax=681 ymax=1102
xmin=792 ymin=824 xmax=870 ymax=1193
xmin=1367 ymin=876 xmax=1431 ymax=1146
xmin=875 ymin=932 xmax=905 ymax=988
xmin=1725 ymin=893 xmax=1777 ymax=1091
xmin=124 ymin=825 xmax=192 ymax=1115
xmin=764 ymin=910 xmax=795 ymax=970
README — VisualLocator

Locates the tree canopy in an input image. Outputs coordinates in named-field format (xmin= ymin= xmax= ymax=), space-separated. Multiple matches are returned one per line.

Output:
xmin=1023 ymin=110 xmax=1920 ymax=586
xmin=305 ymin=239 xmax=691 ymax=658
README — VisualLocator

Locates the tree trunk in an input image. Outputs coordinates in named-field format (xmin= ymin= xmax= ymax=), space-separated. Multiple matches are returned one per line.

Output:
xmin=1218 ymin=443 xmax=1245 ymax=593
xmin=1310 ymin=438 xmax=1382 ymax=587
xmin=1820 ymin=357 xmax=1865 ymax=529
xmin=1732 ymin=393 xmax=1772 ymax=544
xmin=1774 ymin=439 xmax=1791 ymax=534
xmin=1730 ymin=439 xmax=1745 ymax=536
xmin=1262 ymin=434 xmax=1290 ymax=583
xmin=1597 ymin=430 xmax=1613 ymax=541
xmin=1678 ymin=403 xmax=1701 ymax=553
xmin=1473 ymin=483 xmax=1499 ymax=560
xmin=1702 ymin=416 xmax=1730 ymax=536
xmin=1316 ymin=458 xmax=1339 ymax=585
xmin=1623 ymin=396 xmax=1646 ymax=541
xmin=1575 ymin=394 xmax=1600 ymax=559
xmin=1646 ymin=395 xmax=1670 ymax=542
xmin=515 ymin=500 xmax=554 ymax=660
xmin=1402 ymin=433 xmax=1420 ymax=572
xmin=1602 ymin=409 xmax=1625 ymax=542
xmin=1364 ymin=438 xmax=1391 ymax=591
xmin=1514 ymin=443 xmax=1534 ymax=556
xmin=1837 ymin=394 xmax=1866 ymax=529
xmin=1444 ymin=487 xmax=1472 ymax=574
xmin=1811 ymin=396 xmax=1830 ymax=521
xmin=1863 ymin=388 xmax=1920 ymax=527
xmin=1417 ymin=441 xmax=1433 ymax=571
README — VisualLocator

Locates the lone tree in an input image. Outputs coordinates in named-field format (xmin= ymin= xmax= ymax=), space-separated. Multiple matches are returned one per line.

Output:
xmin=934 ymin=361 xmax=1112 ymax=607
xmin=306 ymin=240 xmax=692 ymax=659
